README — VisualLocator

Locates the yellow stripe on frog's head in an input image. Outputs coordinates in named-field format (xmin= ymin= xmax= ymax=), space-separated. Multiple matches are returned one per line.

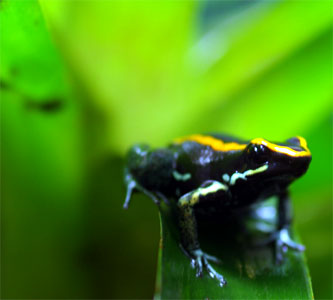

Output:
xmin=173 ymin=134 xmax=311 ymax=157
xmin=173 ymin=134 xmax=247 ymax=152
xmin=250 ymin=137 xmax=311 ymax=158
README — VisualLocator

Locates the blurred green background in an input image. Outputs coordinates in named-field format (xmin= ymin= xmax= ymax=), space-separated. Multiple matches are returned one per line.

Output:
xmin=1 ymin=0 xmax=332 ymax=299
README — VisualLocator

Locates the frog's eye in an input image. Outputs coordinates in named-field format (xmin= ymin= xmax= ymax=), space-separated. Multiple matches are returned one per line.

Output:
xmin=247 ymin=143 xmax=270 ymax=164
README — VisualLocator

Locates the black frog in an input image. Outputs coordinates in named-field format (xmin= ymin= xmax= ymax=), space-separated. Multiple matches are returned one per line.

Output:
xmin=123 ymin=134 xmax=311 ymax=286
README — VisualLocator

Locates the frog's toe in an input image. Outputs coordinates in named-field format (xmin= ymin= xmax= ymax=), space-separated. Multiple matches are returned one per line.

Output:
xmin=275 ymin=239 xmax=286 ymax=264
xmin=279 ymin=228 xmax=305 ymax=251
xmin=275 ymin=228 xmax=305 ymax=263
xmin=204 ymin=253 xmax=221 ymax=264
xmin=190 ymin=249 xmax=226 ymax=287
xmin=192 ymin=256 xmax=204 ymax=277
xmin=206 ymin=262 xmax=227 ymax=287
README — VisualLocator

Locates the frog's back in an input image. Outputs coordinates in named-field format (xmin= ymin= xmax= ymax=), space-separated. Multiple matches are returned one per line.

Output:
xmin=208 ymin=133 xmax=249 ymax=144
xmin=168 ymin=134 xmax=247 ymax=197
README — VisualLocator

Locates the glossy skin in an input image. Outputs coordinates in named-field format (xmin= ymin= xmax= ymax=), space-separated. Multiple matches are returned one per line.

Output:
xmin=123 ymin=134 xmax=311 ymax=286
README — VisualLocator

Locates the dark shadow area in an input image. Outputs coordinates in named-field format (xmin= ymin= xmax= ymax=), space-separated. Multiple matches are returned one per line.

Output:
xmin=79 ymin=155 xmax=160 ymax=299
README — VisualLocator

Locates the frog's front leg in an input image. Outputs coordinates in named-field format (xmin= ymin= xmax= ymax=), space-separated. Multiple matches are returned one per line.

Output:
xmin=275 ymin=191 xmax=305 ymax=263
xmin=177 ymin=180 xmax=228 ymax=287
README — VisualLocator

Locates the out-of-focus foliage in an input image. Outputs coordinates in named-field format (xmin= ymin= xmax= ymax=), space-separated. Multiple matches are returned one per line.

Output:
xmin=1 ymin=0 xmax=332 ymax=299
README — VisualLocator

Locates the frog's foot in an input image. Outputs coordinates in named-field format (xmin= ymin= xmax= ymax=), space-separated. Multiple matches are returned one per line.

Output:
xmin=275 ymin=228 xmax=305 ymax=263
xmin=190 ymin=249 xmax=227 ymax=287
xmin=123 ymin=172 xmax=160 ymax=209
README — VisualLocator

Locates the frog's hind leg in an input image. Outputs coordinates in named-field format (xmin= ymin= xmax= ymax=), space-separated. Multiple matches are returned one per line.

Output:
xmin=177 ymin=180 xmax=228 ymax=287
xmin=123 ymin=172 xmax=137 ymax=209
xmin=123 ymin=170 xmax=160 ymax=209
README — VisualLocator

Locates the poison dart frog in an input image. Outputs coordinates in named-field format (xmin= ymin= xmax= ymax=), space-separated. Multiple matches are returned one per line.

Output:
xmin=123 ymin=134 xmax=311 ymax=287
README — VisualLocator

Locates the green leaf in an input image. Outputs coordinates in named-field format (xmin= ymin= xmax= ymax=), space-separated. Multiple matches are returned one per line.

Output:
xmin=1 ymin=1 xmax=88 ymax=298
xmin=156 ymin=203 xmax=313 ymax=299
xmin=194 ymin=1 xmax=332 ymax=104
xmin=188 ymin=27 xmax=332 ymax=140
xmin=39 ymin=0 xmax=332 ymax=151
xmin=39 ymin=0 xmax=198 ymax=152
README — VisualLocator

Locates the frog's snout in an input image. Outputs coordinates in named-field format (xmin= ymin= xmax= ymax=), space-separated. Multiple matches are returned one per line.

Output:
xmin=291 ymin=154 xmax=311 ymax=177
xmin=285 ymin=136 xmax=311 ymax=176
xmin=286 ymin=136 xmax=311 ymax=155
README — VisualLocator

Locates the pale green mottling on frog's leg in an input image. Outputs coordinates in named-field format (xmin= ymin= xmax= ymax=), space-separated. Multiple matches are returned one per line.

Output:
xmin=178 ymin=181 xmax=228 ymax=250
xmin=179 ymin=181 xmax=228 ymax=206
xmin=177 ymin=180 xmax=228 ymax=287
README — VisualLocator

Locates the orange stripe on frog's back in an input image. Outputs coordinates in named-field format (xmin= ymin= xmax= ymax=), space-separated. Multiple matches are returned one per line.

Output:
xmin=173 ymin=134 xmax=247 ymax=152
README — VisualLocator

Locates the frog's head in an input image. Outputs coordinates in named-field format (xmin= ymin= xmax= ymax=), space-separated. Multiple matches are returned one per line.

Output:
xmin=244 ymin=136 xmax=311 ymax=184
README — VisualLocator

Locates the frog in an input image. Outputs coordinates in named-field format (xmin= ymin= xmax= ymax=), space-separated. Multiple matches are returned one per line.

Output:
xmin=123 ymin=134 xmax=311 ymax=287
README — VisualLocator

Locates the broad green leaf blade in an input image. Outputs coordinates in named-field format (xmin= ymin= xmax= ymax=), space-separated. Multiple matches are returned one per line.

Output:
xmin=39 ymin=0 xmax=198 ymax=153
xmin=1 ymin=0 xmax=87 ymax=297
xmin=181 ymin=1 xmax=332 ymax=142
xmin=187 ymin=27 xmax=332 ymax=140
xmin=193 ymin=0 xmax=332 ymax=105
xmin=157 ymin=204 xmax=313 ymax=299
